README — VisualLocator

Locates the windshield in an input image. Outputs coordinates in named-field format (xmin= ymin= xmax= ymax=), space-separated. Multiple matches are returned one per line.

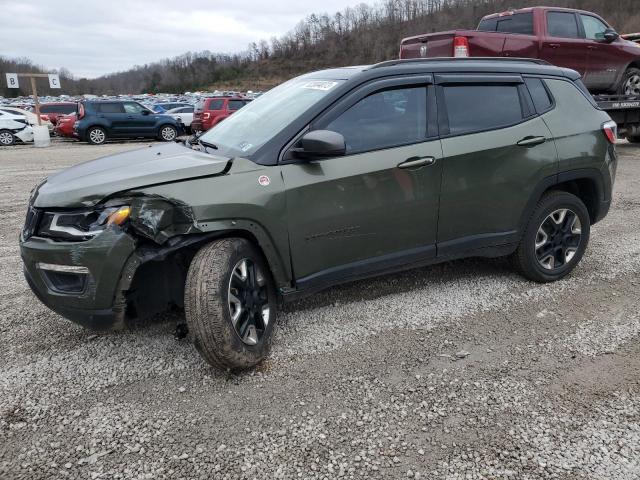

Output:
xmin=199 ymin=77 xmax=344 ymax=157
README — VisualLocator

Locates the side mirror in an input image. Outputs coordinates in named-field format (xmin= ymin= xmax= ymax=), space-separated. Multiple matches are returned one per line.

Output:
xmin=292 ymin=130 xmax=346 ymax=159
xmin=141 ymin=109 xmax=150 ymax=115
xmin=602 ymin=28 xmax=619 ymax=43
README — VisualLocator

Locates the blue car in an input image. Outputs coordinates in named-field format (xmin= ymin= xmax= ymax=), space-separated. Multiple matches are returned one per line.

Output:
xmin=75 ymin=101 xmax=184 ymax=145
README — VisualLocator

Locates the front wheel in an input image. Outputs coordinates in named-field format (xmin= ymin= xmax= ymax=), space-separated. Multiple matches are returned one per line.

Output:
xmin=158 ymin=124 xmax=177 ymax=141
xmin=513 ymin=191 xmax=590 ymax=283
xmin=0 ymin=130 xmax=15 ymax=146
xmin=184 ymin=238 xmax=277 ymax=370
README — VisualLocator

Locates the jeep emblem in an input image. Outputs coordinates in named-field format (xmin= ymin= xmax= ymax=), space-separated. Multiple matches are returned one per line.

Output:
xmin=258 ymin=175 xmax=270 ymax=186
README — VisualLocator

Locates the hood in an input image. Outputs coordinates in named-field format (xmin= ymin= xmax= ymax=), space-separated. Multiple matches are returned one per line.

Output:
xmin=34 ymin=143 xmax=230 ymax=208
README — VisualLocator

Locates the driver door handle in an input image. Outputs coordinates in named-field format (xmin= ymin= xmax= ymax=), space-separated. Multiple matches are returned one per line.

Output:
xmin=398 ymin=156 xmax=436 ymax=169
xmin=517 ymin=136 xmax=546 ymax=147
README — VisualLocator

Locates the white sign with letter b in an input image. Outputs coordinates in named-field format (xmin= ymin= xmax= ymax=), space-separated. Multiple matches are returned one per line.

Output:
xmin=6 ymin=73 xmax=19 ymax=89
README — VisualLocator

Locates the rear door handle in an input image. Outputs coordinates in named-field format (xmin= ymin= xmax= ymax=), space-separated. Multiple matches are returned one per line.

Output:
xmin=517 ymin=136 xmax=546 ymax=147
xmin=548 ymin=43 xmax=560 ymax=49
xmin=398 ymin=156 xmax=435 ymax=169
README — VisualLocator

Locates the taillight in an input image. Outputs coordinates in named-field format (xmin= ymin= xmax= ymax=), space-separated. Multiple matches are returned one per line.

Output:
xmin=40 ymin=114 xmax=50 ymax=121
xmin=78 ymin=104 xmax=85 ymax=119
xmin=453 ymin=36 xmax=470 ymax=57
xmin=202 ymin=112 xmax=211 ymax=119
xmin=603 ymin=120 xmax=617 ymax=144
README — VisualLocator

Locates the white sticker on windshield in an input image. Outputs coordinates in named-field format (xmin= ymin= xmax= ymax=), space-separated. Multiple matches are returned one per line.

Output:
xmin=302 ymin=81 xmax=338 ymax=91
xmin=239 ymin=142 xmax=253 ymax=152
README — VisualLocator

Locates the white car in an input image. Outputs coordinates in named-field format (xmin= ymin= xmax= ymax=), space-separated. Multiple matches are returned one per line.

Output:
xmin=0 ymin=111 xmax=34 ymax=145
xmin=0 ymin=106 xmax=53 ymax=132
xmin=165 ymin=106 xmax=194 ymax=131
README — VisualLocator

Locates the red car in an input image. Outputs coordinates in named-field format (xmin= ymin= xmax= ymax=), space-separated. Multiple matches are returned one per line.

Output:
xmin=38 ymin=102 xmax=77 ymax=125
xmin=54 ymin=112 xmax=77 ymax=138
xmin=400 ymin=6 xmax=640 ymax=95
xmin=191 ymin=97 xmax=251 ymax=132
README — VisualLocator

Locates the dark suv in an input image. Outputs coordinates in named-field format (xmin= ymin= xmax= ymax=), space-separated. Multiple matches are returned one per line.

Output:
xmin=75 ymin=101 xmax=184 ymax=145
xmin=21 ymin=59 xmax=616 ymax=370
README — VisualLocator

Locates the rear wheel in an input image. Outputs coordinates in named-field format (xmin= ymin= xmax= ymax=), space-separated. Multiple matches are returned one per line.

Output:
xmin=86 ymin=126 xmax=107 ymax=145
xmin=618 ymin=67 xmax=640 ymax=96
xmin=158 ymin=124 xmax=177 ymax=141
xmin=184 ymin=238 xmax=277 ymax=370
xmin=0 ymin=130 xmax=15 ymax=146
xmin=513 ymin=191 xmax=590 ymax=283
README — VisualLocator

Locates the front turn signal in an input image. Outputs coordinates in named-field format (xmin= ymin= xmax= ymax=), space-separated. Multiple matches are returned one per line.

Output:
xmin=106 ymin=206 xmax=131 ymax=226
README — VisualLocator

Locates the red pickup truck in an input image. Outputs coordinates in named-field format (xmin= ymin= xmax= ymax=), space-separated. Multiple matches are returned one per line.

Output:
xmin=400 ymin=6 xmax=640 ymax=95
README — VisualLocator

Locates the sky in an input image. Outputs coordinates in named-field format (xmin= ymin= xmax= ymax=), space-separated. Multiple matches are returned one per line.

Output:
xmin=1 ymin=0 xmax=368 ymax=78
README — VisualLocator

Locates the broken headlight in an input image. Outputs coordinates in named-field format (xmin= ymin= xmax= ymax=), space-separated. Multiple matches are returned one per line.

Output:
xmin=37 ymin=206 xmax=130 ymax=241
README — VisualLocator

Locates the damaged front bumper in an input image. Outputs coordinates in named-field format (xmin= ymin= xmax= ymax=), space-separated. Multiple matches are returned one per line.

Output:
xmin=20 ymin=229 xmax=137 ymax=330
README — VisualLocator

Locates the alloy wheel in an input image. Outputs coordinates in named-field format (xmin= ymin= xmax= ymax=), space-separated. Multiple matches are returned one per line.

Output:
xmin=0 ymin=131 xmax=14 ymax=145
xmin=624 ymin=74 xmax=640 ymax=96
xmin=161 ymin=126 xmax=176 ymax=141
xmin=535 ymin=208 xmax=582 ymax=271
xmin=89 ymin=128 xmax=105 ymax=144
xmin=227 ymin=258 xmax=270 ymax=345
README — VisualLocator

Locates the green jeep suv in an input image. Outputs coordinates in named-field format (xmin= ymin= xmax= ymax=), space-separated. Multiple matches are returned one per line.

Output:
xmin=20 ymin=59 xmax=617 ymax=370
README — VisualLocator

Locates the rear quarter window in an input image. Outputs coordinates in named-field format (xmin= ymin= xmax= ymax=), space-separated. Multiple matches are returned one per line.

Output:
xmin=442 ymin=84 xmax=524 ymax=135
xmin=524 ymin=78 xmax=554 ymax=113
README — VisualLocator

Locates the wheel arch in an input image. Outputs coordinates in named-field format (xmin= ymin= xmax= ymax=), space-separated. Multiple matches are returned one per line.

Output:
xmin=519 ymin=169 xmax=608 ymax=235
xmin=117 ymin=225 xmax=291 ymax=323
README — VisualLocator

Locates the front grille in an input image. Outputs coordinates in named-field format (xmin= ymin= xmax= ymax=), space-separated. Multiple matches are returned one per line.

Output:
xmin=22 ymin=207 xmax=41 ymax=240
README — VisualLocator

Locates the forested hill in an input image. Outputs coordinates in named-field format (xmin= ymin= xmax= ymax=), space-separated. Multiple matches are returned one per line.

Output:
xmin=2 ymin=0 xmax=639 ymax=97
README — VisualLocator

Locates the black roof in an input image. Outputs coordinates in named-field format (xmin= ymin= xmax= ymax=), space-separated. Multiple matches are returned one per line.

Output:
xmin=306 ymin=58 xmax=581 ymax=82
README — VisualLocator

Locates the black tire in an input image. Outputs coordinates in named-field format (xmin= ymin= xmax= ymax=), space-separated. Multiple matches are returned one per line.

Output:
xmin=184 ymin=238 xmax=277 ymax=370
xmin=617 ymin=67 xmax=640 ymax=96
xmin=513 ymin=191 xmax=590 ymax=283
xmin=0 ymin=129 xmax=16 ymax=146
xmin=86 ymin=126 xmax=107 ymax=145
xmin=158 ymin=124 xmax=178 ymax=142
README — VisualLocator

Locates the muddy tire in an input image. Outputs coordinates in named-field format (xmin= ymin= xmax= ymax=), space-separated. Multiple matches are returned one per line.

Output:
xmin=618 ymin=67 xmax=640 ymax=96
xmin=513 ymin=191 xmax=590 ymax=283
xmin=184 ymin=238 xmax=277 ymax=370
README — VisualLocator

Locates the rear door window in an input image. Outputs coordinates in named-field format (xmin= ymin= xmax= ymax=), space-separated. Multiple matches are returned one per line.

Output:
xmin=496 ymin=13 xmax=534 ymax=35
xmin=442 ymin=84 xmax=524 ymax=135
xmin=97 ymin=103 xmax=125 ymax=114
xmin=324 ymin=86 xmax=427 ymax=154
xmin=207 ymin=99 xmax=224 ymax=111
xmin=547 ymin=11 xmax=580 ymax=39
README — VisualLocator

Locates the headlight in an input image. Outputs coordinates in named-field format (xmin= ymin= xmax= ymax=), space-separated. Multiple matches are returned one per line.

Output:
xmin=37 ymin=206 xmax=130 ymax=240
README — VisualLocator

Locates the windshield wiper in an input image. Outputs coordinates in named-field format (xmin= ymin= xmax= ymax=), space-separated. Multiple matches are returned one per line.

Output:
xmin=198 ymin=139 xmax=218 ymax=151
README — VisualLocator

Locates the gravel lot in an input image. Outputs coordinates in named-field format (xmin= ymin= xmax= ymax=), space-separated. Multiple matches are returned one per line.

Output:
xmin=1 ymin=139 xmax=639 ymax=480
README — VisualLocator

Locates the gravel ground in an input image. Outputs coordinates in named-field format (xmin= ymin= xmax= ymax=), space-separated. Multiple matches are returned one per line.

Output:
xmin=1 ymin=139 xmax=639 ymax=479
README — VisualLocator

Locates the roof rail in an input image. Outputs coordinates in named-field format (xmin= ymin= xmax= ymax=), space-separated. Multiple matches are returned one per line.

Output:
xmin=368 ymin=57 xmax=552 ymax=70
